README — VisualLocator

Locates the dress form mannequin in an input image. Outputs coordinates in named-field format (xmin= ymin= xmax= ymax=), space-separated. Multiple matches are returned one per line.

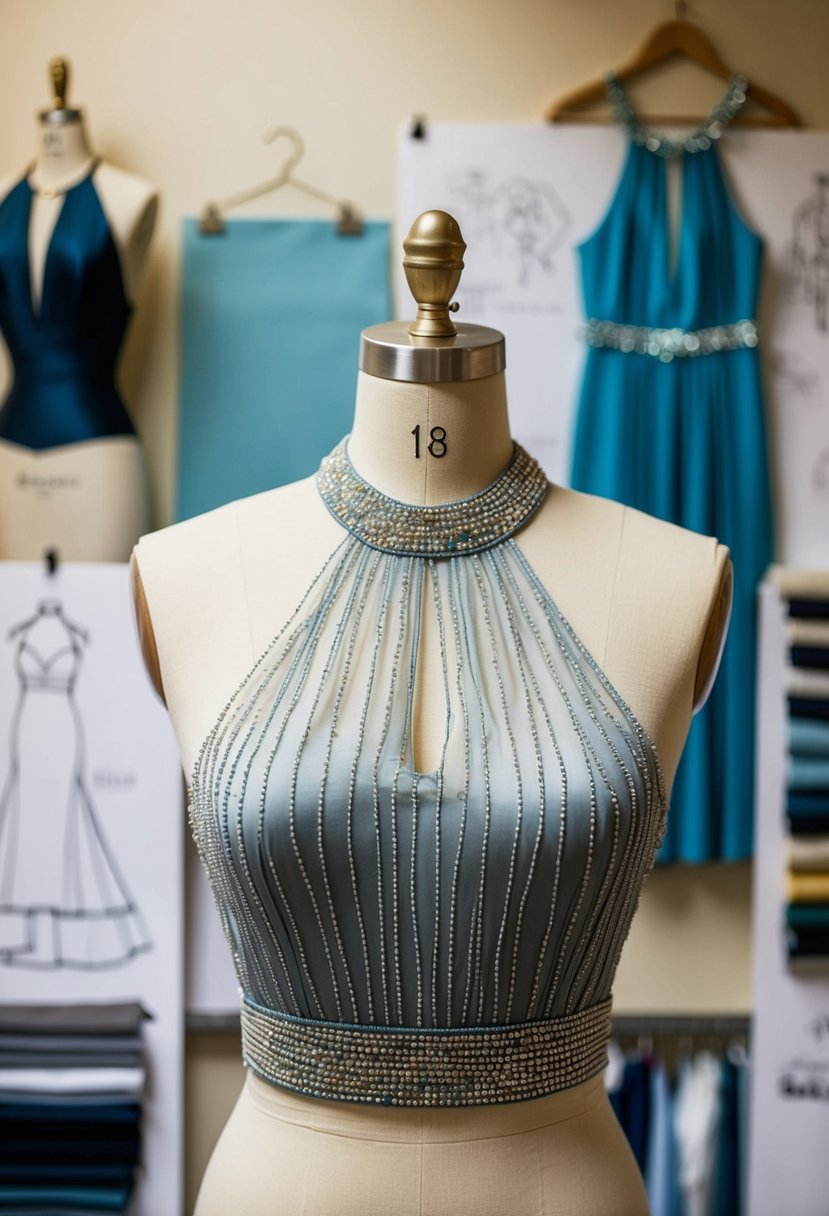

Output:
xmin=0 ymin=57 xmax=158 ymax=561
xmin=132 ymin=212 xmax=731 ymax=1214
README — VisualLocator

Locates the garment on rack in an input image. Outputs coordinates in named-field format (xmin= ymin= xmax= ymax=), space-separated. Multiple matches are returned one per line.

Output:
xmin=0 ymin=163 xmax=136 ymax=450
xmin=570 ymin=75 xmax=772 ymax=863
xmin=609 ymin=1039 xmax=748 ymax=1215
xmin=607 ymin=1055 xmax=651 ymax=1171
xmin=189 ymin=439 xmax=667 ymax=1108
xmin=713 ymin=1056 xmax=740 ymax=1216
xmin=674 ymin=1051 xmax=723 ymax=1216
xmin=645 ymin=1059 xmax=681 ymax=1216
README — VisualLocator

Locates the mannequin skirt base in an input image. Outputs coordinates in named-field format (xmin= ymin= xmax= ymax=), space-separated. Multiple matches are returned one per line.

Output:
xmin=0 ymin=435 xmax=149 ymax=562
xmin=194 ymin=1068 xmax=648 ymax=1216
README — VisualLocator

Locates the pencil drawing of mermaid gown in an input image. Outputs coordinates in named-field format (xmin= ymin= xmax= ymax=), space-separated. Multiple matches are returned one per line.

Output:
xmin=0 ymin=598 xmax=151 ymax=968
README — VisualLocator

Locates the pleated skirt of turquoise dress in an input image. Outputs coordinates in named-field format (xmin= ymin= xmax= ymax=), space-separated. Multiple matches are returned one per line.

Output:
xmin=571 ymin=137 xmax=774 ymax=862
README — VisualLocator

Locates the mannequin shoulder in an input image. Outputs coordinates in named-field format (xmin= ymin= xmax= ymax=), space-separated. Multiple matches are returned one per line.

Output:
xmin=521 ymin=482 xmax=729 ymax=694
xmin=131 ymin=476 xmax=345 ymax=724
xmin=93 ymin=161 xmax=159 ymax=299
xmin=133 ymin=475 xmax=341 ymax=613
xmin=94 ymin=160 xmax=159 ymax=219
xmin=521 ymin=485 xmax=729 ymax=778
xmin=530 ymin=483 xmax=728 ymax=603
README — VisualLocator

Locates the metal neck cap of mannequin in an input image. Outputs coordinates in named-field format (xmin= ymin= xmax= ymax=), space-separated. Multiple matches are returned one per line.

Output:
xmin=38 ymin=56 xmax=82 ymax=125
xmin=360 ymin=209 xmax=506 ymax=384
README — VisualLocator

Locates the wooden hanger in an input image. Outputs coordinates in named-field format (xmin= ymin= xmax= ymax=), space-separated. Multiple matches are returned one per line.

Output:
xmin=200 ymin=125 xmax=364 ymax=236
xmin=545 ymin=7 xmax=801 ymax=128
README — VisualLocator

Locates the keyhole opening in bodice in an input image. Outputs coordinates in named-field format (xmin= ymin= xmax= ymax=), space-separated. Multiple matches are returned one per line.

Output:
xmin=405 ymin=560 xmax=453 ymax=778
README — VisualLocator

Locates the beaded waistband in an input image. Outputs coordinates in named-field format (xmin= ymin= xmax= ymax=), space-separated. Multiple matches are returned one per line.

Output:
xmin=240 ymin=995 xmax=612 ymax=1108
xmin=583 ymin=317 xmax=758 ymax=361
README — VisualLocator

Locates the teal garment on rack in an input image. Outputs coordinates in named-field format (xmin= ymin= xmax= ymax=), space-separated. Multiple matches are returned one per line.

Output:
xmin=177 ymin=218 xmax=390 ymax=521
xmin=570 ymin=77 xmax=773 ymax=863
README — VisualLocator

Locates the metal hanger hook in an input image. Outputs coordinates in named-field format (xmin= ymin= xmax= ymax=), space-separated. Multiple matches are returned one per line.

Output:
xmin=261 ymin=124 xmax=304 ymax=185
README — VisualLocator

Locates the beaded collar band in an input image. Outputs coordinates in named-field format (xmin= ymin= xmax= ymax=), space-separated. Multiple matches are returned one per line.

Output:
xmin=317 ymin=439 xmax=549 ymax=557
xmin=605 ymin=71 xmax=749 ymax=158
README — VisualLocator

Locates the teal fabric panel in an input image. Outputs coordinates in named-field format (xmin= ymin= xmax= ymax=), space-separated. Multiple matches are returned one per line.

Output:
xmin=177 ymin=218 xmax=390 ymax=521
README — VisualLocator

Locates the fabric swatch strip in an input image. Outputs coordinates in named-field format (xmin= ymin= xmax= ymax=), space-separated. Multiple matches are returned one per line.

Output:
xmin=0 ymin=1002 xmax=147 ymax=1213
xmin=776 ymin=576 xmax=829 ymax=964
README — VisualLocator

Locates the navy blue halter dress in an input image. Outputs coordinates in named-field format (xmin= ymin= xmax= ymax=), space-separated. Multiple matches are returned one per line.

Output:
xmin=0 ymin=160 xmax=135 ymax=450
xmin=571 ymin=76 xmax=774 ymax=863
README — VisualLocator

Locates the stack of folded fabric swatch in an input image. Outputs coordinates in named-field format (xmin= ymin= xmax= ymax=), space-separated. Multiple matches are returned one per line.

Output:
xmin=772 ymin=569 xmax=829 ymax=966
xmin=0 ymin=1001 xmax=148 ymax=1215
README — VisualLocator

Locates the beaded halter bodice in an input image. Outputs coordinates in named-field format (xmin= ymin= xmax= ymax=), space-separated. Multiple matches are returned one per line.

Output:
xmin=188 ymin=439 xmax=667 ymax=1104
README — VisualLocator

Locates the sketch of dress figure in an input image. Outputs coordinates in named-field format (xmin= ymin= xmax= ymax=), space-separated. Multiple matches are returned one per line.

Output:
xmin=787 ymin=172 xmax=829 ymax=333
xmin=0 ymin=598 xmax=151 ymax=968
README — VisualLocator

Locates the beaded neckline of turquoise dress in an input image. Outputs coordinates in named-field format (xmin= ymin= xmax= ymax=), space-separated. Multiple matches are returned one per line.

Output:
xmin=188 ymin=437 xmax=667 ymax=1063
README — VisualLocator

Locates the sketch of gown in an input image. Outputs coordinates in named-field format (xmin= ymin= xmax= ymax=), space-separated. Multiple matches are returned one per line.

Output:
xmin=0 ymin=598 xmax=151 ymax=968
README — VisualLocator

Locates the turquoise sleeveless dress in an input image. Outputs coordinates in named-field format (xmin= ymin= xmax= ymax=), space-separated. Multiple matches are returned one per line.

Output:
xmin=189 ymin=440 xmax=667 ymax=1108
xmin=571 ymin=76 xmax=774 ymax=863
xmin=0 ymin=161 xmax=135 ymax=450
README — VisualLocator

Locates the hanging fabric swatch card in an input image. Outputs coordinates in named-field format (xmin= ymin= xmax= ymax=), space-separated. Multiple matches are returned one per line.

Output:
xmin=0 ymin=562 xmax=184 ymax=1215
xmin=177 ymin=218 xmax=391 ymax=521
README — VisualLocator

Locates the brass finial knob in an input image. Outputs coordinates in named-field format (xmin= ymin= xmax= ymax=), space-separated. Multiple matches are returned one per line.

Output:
xmin=49 ymin=57 xmax=69 ymax=110
xmin=403 ymin=210 xmax=466 ymax=339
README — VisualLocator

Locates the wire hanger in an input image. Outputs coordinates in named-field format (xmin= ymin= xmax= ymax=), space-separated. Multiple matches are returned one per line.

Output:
xmin=200 ymin=125 xmax=364 ymax=236
xmin=545 ymin=1 xmax=800 ymax=127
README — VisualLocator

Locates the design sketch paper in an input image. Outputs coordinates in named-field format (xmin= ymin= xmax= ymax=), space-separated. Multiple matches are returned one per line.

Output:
xmin=0 ymin=563 xmax=184 ymax=1216
xmin=0 ymin=599 xmax=152 ymax=969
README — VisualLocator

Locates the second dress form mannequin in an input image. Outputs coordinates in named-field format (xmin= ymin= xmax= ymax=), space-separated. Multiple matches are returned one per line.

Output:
xmin=132 ymin=213 xmax=731 ymax=1214
xmin=0 ymin=59 xmax=158 ymax=561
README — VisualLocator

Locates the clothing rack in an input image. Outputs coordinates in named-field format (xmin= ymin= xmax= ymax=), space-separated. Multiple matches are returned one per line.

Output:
xmin=185 ymin=1011 xmax=752 ymax=1036
xmin=612 ymin=1013 xmax=750 ymax=1040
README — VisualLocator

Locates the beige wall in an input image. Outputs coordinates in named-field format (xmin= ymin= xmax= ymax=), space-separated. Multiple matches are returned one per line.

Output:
xmin=1 ymin=1 xmax=826 ymax=1209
